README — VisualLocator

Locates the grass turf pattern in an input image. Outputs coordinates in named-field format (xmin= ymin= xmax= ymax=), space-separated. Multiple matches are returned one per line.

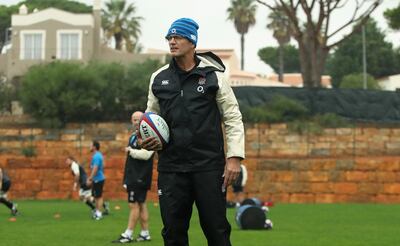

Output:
xmin=1 ymin=201 xmax=400 ymax=246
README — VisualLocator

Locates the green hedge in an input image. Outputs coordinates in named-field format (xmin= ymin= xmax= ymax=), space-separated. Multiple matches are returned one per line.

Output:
xmin=241 ymin=95 xmax=350 ymax=131
xmin=0 ymin=80 xmax=13 ymax=112
xmin=242 ymin=95 xmax=309 ymax=123
xmin=19 ymin=60 xmax=162 ymax=127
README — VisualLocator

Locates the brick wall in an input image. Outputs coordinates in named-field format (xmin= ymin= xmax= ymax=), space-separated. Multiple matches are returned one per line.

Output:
xmin=1 ymin=122 xmax=400 ymax=203
xmin=244 ymin=124 xmax=400 ymax=203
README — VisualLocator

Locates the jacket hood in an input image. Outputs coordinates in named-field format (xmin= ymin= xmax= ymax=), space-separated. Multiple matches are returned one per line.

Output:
xmin=196 ymin=51 xmax=226 ymax=72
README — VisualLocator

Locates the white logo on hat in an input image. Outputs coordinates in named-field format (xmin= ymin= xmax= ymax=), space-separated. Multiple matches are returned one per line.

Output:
xmin=190 ymin=34 xmax=196 ymax=41
xmin=171 ymin=28 xmax=176 ymax=34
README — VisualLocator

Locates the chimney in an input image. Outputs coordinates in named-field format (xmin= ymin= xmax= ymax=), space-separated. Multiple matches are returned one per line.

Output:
xmin=93 ymin=0 xmax=101 ymax=11
xmin=93 ymin=0 xmax=101 ymax=59
xmin=19 ymin=4 xmax=28 ymax=15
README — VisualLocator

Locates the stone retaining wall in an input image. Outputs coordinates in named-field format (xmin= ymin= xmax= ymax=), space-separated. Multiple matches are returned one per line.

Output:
xmin=1 ymin=122 xmax=400 ymax=203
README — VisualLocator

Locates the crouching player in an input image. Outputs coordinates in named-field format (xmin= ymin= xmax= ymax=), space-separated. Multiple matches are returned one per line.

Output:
xmin=66 ymin=157 xmax=109 ymax=216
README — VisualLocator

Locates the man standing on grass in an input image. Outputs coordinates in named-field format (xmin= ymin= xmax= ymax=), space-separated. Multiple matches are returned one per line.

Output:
xmin=141 ymin=18 xmax=245 ymax=246
xmin=66 ymin=156 xmax=109 ymax=216
xmin=112 ymin=111 xmax=154 ymax=243
xmin=0 ymin=167 xmax=18 ymax=216
xmin=87 ymin=140 xmax=107 ymax=220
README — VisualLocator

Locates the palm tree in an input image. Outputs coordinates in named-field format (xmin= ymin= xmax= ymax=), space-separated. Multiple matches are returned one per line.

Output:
xmin=267 ymin=8 xmax=291 ymax=82
xmin=227 ymin=0 xmax=257 ymax=70
xmin=102 ymin=0 xmax=143 ymax=53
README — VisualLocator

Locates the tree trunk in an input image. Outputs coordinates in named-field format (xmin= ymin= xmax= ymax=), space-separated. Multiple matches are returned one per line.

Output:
xmin=278 ymin=44 xmax=284 ymax=82
xmin=297 ymin=32 xmax=329 ymax=88
xmin=114 ymin=33 xmax=122 ymax=50
xmin=240 ymin=33 xmax=245 ymax=70
xmin=298 ymin=40 xmax=312 ymax=87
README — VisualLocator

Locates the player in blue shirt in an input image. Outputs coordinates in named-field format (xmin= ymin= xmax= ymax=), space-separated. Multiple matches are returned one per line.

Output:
xmin=87 ymin=140 xmax=107 ymax=220
xmin=66 ymin=156 xmax=109 ymax=216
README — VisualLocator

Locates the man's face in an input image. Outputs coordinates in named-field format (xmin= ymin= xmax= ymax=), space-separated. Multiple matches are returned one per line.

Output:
xmin=166 ymin=35 xmax=195 ymax=57
xmin=131 ymin=112 xmax=143 ymax=131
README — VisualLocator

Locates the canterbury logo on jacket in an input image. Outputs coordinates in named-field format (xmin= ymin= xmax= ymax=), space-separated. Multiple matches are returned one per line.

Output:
xmin=146 ymin=51 xmax=245 ymax=172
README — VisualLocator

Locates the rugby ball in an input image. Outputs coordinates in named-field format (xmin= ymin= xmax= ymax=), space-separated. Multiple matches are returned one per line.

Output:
xmin=139 ymin=112 xmax=170 ymax=146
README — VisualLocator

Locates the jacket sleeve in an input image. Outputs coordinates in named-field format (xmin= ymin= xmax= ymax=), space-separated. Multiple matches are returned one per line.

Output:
xmin=123 ymin=138 xmax=131 ymax=185
xmin=123 ymin=157 xmax=128 ymax=185
xmin=215 ymin=72 xmax=245 ymax=159
xmin=128 ymin=148 xmax=154 ymax=160
xmin=146 ymin=72 xmax=160 ymax=114
xmin=241 ymin=164 xmax=248 ymax=186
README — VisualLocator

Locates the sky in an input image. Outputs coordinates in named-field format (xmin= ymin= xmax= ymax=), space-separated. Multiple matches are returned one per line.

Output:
xmin=1 ymin=0 xmax=399 ymax=75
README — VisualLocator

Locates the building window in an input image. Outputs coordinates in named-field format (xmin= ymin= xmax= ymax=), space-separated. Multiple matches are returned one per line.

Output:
xmin=20 ymin=30 xmax=45 ymax=60
xmin=57 ymin=30 xmax=82 ymax=60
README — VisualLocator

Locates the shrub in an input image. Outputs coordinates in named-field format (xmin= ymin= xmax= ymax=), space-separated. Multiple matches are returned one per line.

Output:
xmin=313 ymin=113 xmax=351 ymax=128
xmin=339 ymin=73 xmax=381 ymax=90
xmin=241 ymin=95 xmax=351 ymax=134
xmin=125 ymin=59 xmax=163 ymax=112
xmin=0 ymin=80 xmax=13 ymax=112
xmin=288 ymin=113 xmax=351 ymax=135
xmin=19 ymin=59 xmax=163 ymax=126
xmin=288 ymin=120 xmax=323 ymax=135
xmin=86 ymin=62 xmax=127 ymax=120
xmin=21 ymin=146 xmax=36 ymax=157
xmin=20 ymin=62 xmax=102 ymax=127
xmin=242 ymin=95 xmax=309 ymax=123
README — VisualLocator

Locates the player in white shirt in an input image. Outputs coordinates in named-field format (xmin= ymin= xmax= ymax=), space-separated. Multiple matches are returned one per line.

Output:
xmin=66 ymin=157 xmax=109 ymax=216
xmin=0 ymin=167 xmax=18 ymax=216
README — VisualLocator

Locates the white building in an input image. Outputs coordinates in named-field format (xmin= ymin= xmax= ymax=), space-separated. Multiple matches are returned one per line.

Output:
xmin=378 ymin=74 xmax=400 ymax=91
xmin=146 ymin=48 xmax=289 ymax=87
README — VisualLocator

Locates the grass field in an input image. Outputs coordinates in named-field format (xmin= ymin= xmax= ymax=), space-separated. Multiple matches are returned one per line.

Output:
xmin=1 ymin=200 xmax=400 ymax=246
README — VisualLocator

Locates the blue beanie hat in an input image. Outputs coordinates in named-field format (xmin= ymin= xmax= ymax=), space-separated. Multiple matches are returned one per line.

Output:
xmin=166 ymin=18 xmax=199 ymax=46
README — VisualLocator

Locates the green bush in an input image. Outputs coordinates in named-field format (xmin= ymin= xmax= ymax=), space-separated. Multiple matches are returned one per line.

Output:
xmin=86 ymin=62 xmax=127 ymax=120
xmin=313 ymin=113 xmax=351 ymax=128
xmin=125 ymin=59 xmax=163 ymax=111
xmin=241 ymin=95 xmax=351 ymax=134
xmin=19 ymin=59 xmax=163 ymax=126
xmin=20 ymin=62 xmax=102 ymax=127
xmin=0 ymin=80 xmax=13 ymax=112
xmin=288 ymin=120 xmax=323 ymax=135
xmin=242 ymin=95 xmax=309 ymax=123
xmin=242 ymin=105 xmax=279 ymax=123
xmin=287 ymin=113 xmax=351 ymax=135
xmin=339 ymin=73 xmax=381 ymax=90
xmin=0 ymin=74 xmax=18 ymax=113
xmin=21 ymin=146 xmax=36 ymax=157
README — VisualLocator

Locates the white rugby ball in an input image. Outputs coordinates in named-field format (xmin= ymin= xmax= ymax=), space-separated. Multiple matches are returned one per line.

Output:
xmin=139 ymin=112 xmax=170 ymax=146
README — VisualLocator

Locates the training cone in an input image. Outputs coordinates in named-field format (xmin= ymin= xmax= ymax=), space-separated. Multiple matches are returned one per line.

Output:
xmin=265 ymin=201 xmax=274 ymax=207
